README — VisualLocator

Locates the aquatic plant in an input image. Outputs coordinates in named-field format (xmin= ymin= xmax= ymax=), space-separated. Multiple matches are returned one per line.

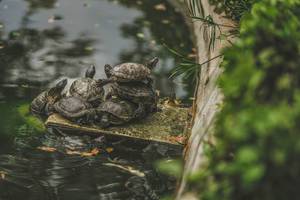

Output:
xmin=18 ymin=103 xmax=45 ymax=133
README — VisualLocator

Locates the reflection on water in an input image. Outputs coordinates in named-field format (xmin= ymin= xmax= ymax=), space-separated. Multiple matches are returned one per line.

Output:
xmin=0 ymin=130 xmax=181 ymax=200
xmin=0 ymin=0 xmax=192 ymax=199
xmin=0 ymin=0 xmax=193 ymax=98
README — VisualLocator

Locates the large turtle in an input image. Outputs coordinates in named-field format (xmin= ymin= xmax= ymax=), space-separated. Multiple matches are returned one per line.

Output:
xmin=53 ymin=96 xmax=96 ymax=124
xmin=104 ymin=57 xmax=159 ymax=85
xmin=105 ymin=82 xmax=158 ymax=113
xmin=69 ymin=65 xmax=105 ymax=106
xmin=95 ymin=98 xmax=144 ymax=128
xmin=30 ymin=79 xmax=67 ymax=117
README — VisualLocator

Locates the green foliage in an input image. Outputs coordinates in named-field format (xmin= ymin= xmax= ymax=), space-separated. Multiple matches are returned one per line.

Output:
xmin=17 ymin=103 xmax=45 ymax=133
xmin=190 ymin=0 xmax=300 ymax=199
xmin=209 ymin=0 xmax=257 ymax=21
xmin=156 ymin=159 xmax=183 ymax=178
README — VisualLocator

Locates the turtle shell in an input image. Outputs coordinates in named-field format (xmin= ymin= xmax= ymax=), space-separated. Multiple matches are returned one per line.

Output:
xmin=54 ymin=96 xmax=93 ymax=120
xmin=69 ymin=78 xmax=104 ymax=106
xmin=30 ymin=91 xmax=48 ymax=116
xmin=109 ymin=82 xmax=156 ymax=104
xmin=97 ymin=99 xmax=136 ymax=123
xmin=111 ymin=63 xmax=151 ymax=81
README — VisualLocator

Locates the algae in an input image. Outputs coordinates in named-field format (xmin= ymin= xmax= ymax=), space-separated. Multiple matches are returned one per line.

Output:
xmin=46 ymin=104 xmax=190 ymax=145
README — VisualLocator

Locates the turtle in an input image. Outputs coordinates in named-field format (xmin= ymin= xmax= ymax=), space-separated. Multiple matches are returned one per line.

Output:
xmin=104 ymin=57 xmax=159 ymax=85
xmin=105 ymin=82 xmax=158 ymax=113
xmin=53 ymin=96 xmax=96 ymax=124
xmin=30 ymin=79 xmax=67 ymax=117
xmin=95 ymin=98 xmax=144 ymax=128
xmin=69 ymin=65 xmax=105 ymax=106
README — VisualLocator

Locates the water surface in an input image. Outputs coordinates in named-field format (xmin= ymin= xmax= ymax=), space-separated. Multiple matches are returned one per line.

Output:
xmin=0 ymin=0 xmax=193 ymax=199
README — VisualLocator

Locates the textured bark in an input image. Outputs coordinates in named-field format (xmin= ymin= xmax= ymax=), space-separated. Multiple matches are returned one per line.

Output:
xmin=175 ymin=0 xmax=235 ymax=198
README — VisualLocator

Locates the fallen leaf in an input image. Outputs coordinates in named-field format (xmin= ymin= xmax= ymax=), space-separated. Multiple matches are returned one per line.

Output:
xmin=169 ymin=135 xmax=186 ymax=144
xmin=37 ymin=146 xmax=57 ymax=152
xmin=66 ymin=150 xmax=81 ymax=155
xmin=103 ymin=163 xmax=145 ymax=177
xmin=154 ymin=4 xmax=166 ymax=11
xmin=81 ymin=148 xmax=100 ymax=157
xmin=106 ymin=147 xmax=114 ymax=153
xmin=66 ymin=148 xmax=100 ymax=157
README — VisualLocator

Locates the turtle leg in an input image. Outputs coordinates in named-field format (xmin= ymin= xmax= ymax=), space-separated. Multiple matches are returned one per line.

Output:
xmin=134 ymin=103 xmax=146 ymax=119
xmin=44 ymin=103 xmax=55 ymax=116
xmin=98 ymin=114 xmax=111 ymax=128
xmin=86 ymin=109 xmax=97 ymax=124
xmin=146 ymin=77 xmax=154 ymax=87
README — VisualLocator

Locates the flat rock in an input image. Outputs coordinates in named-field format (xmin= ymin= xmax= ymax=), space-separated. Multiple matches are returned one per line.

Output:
xmin=45 ymin=104 xmax=190 ymax=145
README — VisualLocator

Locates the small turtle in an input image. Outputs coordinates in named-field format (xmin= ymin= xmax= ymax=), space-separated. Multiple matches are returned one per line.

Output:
xmin=69 ymin=65 xmax=105 ymax=106
xmin=105 ymin=82 xmax=158 ymax=113
xmin=104 ymin=57 xmax=159 ymax=85
xmin=30 ymin=79 xmax=67 ymax=117
xmin=53 ymin=96 xmax=96 ymax=124
xmin=95 ymin=98 xmax=144 ymax=128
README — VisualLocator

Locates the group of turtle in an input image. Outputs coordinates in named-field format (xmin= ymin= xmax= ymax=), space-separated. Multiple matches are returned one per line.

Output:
xmin=30 ymin=57 xmax=159 ymax=128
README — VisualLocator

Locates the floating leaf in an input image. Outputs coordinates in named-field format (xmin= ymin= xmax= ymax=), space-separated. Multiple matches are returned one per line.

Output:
xmin=66 ymin=150 xmax=81 ymax=155
xmin=103 ymin=163 xmax=145 ymax=177
xmin=81 ymin=148 xmax=100 ymax=157
xmin=106 ymin=147 xmax=114 ymax=153
xmin=37 ymin=146 xmax=57 ymax=152
xmin=168 ymin=135 xmax=186 ymax=144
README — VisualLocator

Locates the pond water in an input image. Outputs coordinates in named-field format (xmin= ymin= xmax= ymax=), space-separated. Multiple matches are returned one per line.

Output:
xmin=0 ymin=0 xmax=193 ymax=199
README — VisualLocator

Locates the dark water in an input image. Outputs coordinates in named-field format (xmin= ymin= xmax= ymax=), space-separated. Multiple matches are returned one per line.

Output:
xmin=0 ymin=0 xmax=193 ymax=199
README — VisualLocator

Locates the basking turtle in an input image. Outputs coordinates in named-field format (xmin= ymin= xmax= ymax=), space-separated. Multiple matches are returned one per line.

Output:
xmin=105 ymin=82 xmax=158 ymax=113
xmin=54 ymin=96 xmax=96 ymax=124
xmin=104 ymin=57 xmax=159 ymax=85
xmin=95 ymin=98 xmax=144 ymax=128
xmin=69 ymin=65 xmax=105 ymax=106
xmin=30 ymin=79 xmax=67 ymax=117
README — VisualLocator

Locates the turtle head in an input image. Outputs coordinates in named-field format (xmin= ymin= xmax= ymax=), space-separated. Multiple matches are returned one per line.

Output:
xmin=85 ymin=65 xmax=96 ymax=78
xmin=48 ymin=78 xmax=67 ymax=100
xmin=146 ymin=57 xmax=159 ymax=70
xmin=104 ymin=64 xmax=113 ymax=78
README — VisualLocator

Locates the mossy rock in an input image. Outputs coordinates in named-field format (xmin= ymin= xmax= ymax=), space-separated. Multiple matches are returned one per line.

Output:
xmin=45 ymin=104 xmax=190 ymax=145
